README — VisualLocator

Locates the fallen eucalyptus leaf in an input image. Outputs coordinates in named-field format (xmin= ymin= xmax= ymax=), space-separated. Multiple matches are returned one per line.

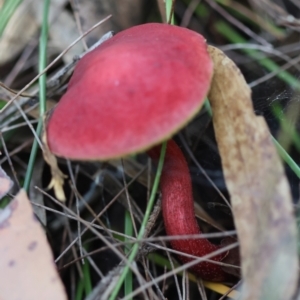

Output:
xmin=0 ymin=189 xmax=67 ymax=299
xmin=207 ymin=45 xmax=298 ymax=300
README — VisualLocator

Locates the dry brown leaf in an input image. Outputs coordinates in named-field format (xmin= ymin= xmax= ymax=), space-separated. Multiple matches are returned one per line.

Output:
xmin=0 ymin=0 xmax=38 ymax=65
xmin=0 ymin=166 xmax=13 ymax=199
xmin=77 ymin=0 xmax=147 ymax=46
xmin=0 ymin=0 xmax=152 ymax=66
xmin=0 ymin=0 xmax=67 ymax=65
xmin=43 ymin=0 xmax=150 ymax=64
xmin=207 ymin=46 xmax=298 ymax=299
xmin=42 ymin=124 xmax=67 ymax=202
xmin=50 ymin=9 xmax=84 ymax=63
xmin=0 ymin=189 xmax=67 ymax=300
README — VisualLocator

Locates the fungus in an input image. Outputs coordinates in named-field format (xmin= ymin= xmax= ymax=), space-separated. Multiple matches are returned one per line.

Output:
xmin=46 ymin=23 xmax=212 ymax=160
xmin=46 ymin=23 xmax=227 ymax=281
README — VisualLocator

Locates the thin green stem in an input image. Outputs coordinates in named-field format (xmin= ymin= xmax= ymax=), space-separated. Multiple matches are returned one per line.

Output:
xmin=38 ymin=0 xmax=49 ymax=116
xmin=272 ymin=137 xmax=300 ymax=179
xmin=271 ymin=103 xmax=300 ymax=152
xmin=23 ymin=0 xmax=49 ymax=191
xmin=109 ymin=141 xmax=167 ymax=300
xmin=23 ymin=119 xmax=43 ymax=191
xmin=215 ymin=21 xmax=300 ymax=91
xmin=0 ymin=0 xmax=23 ymax=37
xmin=83 ymin=258 xmax=92 ymax=296
xmin=124 ymin=210 xmax=133 ymax=298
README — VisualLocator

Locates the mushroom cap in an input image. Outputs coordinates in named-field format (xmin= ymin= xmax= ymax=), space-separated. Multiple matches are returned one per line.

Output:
xmin=46 ymin=23 xmax=213 ymax=160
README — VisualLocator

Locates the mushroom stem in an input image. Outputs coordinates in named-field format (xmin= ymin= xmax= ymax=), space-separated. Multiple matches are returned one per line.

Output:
xmin=147 ymin=140 xmax=226 ymax=281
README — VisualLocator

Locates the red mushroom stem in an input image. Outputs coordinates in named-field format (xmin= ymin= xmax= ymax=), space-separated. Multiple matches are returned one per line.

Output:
xmin=147 ymin=139 xmax=226 ymax=281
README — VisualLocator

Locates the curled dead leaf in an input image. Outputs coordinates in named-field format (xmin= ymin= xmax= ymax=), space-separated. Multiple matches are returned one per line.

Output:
xmin=42 ymin=118 xmax=67 ymax=202
xmin=208 ymin=45 xmax=298 ymax=300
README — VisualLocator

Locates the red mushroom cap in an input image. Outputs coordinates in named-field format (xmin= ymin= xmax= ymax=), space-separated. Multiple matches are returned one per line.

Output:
xmin=46 ymin=23 xmax=213 ymax=160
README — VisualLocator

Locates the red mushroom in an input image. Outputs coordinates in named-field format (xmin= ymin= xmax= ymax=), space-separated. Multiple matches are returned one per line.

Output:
xmin=46 ymin=23 xmax=227 ymax=281
xmin=47 ymin=23 xmax=212 ymax=160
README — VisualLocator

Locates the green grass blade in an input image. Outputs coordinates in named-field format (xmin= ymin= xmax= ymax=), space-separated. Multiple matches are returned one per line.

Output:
xmin=75 ymin=278 xmax=84 ymax=300
xmin=109 ymin=141 xmax=167 ymax=300
xmin=271 ymin=103 xmax=300 ymax=152
xmin=0 ymin=0 xmax=23 ymax=37
xmin=23 ymin=119 xmax=43 ymax=191
xmin=215 ymin=21 xmax=300 ymax=90
xmin=83 ymin=258 xmax=92 ymax=296
xmin=272 ymin=137 xmax=300 ymax=178
xmin=124 ymin=210 xmax=133 ymax=299
xmin=75 ymin=257 xmax=92 ymax=299
xmin=23 ymin=0 xmax=49 ymax=191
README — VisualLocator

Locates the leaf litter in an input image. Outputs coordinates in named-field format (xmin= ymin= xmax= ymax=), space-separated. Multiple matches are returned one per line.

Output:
xmin=1 ymin=0 xmax=300 ymax=299
xmin=0 ymin=189 xmax=67 ymax=300
xmin=208 ymin=45 xmax=298 ymax=300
